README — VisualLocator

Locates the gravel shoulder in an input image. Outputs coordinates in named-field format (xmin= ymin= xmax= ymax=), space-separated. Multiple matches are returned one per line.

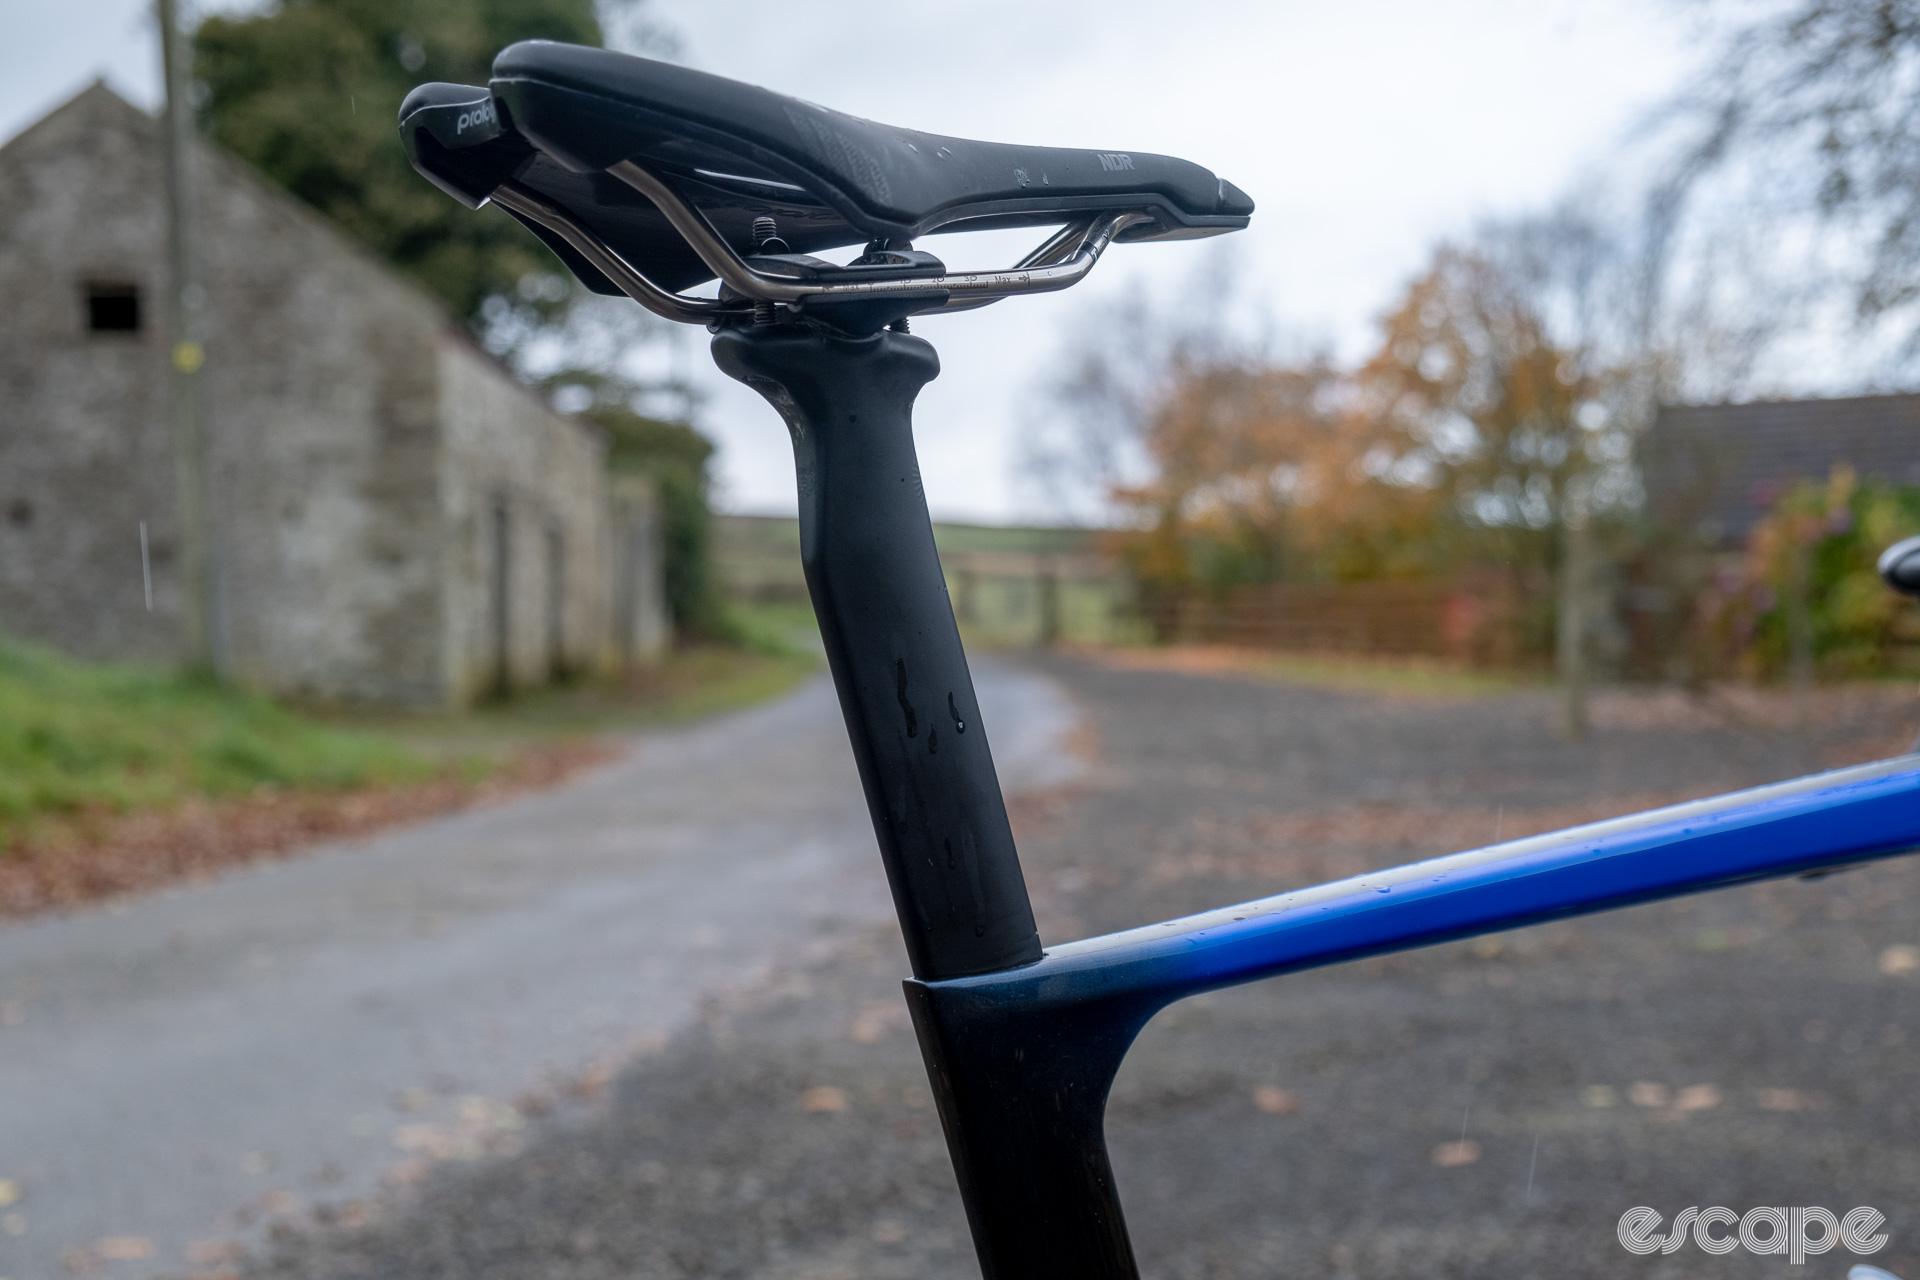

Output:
xmin=224 ymin=657 xmax=1920 ymax=1280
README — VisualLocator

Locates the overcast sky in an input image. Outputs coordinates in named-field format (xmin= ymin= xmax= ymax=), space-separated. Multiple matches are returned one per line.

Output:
xmin=2 ymin=0 xmax=1705 ymax=522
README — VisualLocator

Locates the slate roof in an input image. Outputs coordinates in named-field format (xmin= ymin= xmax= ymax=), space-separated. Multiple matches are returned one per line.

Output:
xmin=1642 ymin=393 xmax=1920 ymax=545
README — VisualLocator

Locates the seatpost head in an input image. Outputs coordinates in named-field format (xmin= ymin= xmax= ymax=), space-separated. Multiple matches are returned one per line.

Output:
xmin=1880 ymin=536 xmax=1920 ymax=597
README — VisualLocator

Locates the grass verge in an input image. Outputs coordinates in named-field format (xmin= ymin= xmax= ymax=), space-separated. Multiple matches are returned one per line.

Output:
xmin=0 ymin=615 xmax=821 ymax=916
xmin=0 ymin=635 xmax=437 ymax=851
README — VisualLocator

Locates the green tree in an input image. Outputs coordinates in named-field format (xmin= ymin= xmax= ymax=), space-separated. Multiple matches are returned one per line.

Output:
xmin=586 ymin=406 xmax=729 ymax=641
xmin=192 ymin=0 xmax=666 ymax=326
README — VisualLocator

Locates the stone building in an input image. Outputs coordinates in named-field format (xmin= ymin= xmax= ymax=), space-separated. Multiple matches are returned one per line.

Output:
xmin=0 ymin=84 xmax=665 ymax=705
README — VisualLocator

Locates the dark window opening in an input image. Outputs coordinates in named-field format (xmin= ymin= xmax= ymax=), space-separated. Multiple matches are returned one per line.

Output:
xmin=86 ymin=283 xmax=141 ymax=333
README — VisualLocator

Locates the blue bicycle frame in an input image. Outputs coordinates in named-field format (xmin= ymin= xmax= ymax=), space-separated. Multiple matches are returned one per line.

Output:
xmin=906 ymin=758 xmax=1920 ymax=1277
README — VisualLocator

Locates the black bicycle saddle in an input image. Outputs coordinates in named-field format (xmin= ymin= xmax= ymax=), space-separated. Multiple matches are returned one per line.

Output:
xmin=400 ymin=40 xmax=1252 ymax=311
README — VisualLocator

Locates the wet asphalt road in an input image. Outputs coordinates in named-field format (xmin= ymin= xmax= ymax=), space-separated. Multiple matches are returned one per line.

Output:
xmin=234 ymin=657 xmax=1920 ymax=1280
xmin=0 ymin=659 xmax=1081 ymax=1280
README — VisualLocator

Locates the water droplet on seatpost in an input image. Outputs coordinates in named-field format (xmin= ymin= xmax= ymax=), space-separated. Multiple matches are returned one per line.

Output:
xmin=895 ymin=659 xmax=917 ymax=737
xmin=948 ymin=692 xmax=966 ymax=733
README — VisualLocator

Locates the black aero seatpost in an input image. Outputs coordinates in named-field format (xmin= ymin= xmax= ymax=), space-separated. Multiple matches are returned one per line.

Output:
xmin=710 ymin=323 xmax=1043 ymax=981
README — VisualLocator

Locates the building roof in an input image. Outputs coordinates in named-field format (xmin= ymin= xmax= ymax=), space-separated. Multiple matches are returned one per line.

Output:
xmin=1643 ymin=393 xmax=1920 ymax=545
xmin=0 ymin=81 xmax=599 ymax=450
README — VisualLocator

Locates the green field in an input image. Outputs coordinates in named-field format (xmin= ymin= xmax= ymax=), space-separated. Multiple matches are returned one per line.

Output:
xmin=0 ymin=636 xmax=435 ymax=846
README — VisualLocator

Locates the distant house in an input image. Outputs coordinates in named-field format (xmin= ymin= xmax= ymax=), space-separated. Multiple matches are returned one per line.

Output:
xmin=1642 ymin=393 xmax=1920 ymax=547
xmin=0 ymin=84 xmax=667 ymax=705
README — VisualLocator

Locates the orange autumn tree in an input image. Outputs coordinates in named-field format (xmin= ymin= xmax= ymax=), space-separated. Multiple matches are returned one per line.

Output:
xmin=1108 ymin=347 xmax=1448 ymax=632
xmin=1041 ymin=217 xmax=1649 ymax=665
xmin=1361 ymin=244 xmax=1599 ymax=574
xmin=1357 ymin=227 xmax=1646 ymax=695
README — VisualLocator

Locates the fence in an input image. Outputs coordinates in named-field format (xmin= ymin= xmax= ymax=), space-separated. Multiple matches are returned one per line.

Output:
xmin=712 ymin=515 xmax=1539 ymax=662
xmin=1151 ymin=578 xmax=1524 ymax=667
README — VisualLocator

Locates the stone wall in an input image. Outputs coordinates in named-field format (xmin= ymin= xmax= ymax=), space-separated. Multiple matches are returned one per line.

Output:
xmin=437 ymin=337 xmax=610 ymax=703
xmin=198 ymin=107 xmax=451 ymax=704
xmin=609 ymin=474 xmax=671 ymax=668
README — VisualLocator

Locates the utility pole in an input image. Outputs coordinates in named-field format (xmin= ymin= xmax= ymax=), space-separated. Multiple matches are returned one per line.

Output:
xmin=157 ymin=0 xmax=225 ymax=676
xmin=1557 ymin=482 xmax=1590 ymax=739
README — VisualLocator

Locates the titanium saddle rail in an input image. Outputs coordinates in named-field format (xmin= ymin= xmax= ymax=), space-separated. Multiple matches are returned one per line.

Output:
xmin=403 ymin=42 xmax=1920 ymax=1280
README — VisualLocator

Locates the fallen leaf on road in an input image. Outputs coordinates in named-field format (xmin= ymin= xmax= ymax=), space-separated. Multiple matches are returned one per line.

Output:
xmin=570 ymin=1061 xmax=614 ymax=1100
xmin=628 ymin=1028 xmax=669 ymax=1057
xmin=186 ymin=1240 xmax=240 ymax=1266
xmin=0 ymin=1180 xmax=16 ymax=1207
xmin=1432 ymin=1140 xmax=1480 ymax=1167
xmin=1584 ymin=1085 xmax=1616 ymax=1108
xmin=1252 ymin=1086 xmax=1299 ymax=1114
xmin=800 ymin=1086 xmax=850 ymax=1113
xmin=1674 ymin=1084 xmax=1721 ymax=1112
xmin=1879 ymin=945 xmax=1919 ymax=975
xmin=1629 ymin=1082 xmax=1670 ymax=1108
xmin=94 ymin=1237 xmax=155 ymax=1260
xmin=850 ymin=1003 xmax=902 ymax=1044
xmin=1757 ymin=1088 xmax=1816 ymax=1112
xmin=383 ymin=1159 xmax=428 ymax=1187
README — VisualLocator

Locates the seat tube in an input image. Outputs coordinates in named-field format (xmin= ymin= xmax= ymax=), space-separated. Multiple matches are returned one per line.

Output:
xmin=710 ymin=322 xmax=1043 ymax=981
